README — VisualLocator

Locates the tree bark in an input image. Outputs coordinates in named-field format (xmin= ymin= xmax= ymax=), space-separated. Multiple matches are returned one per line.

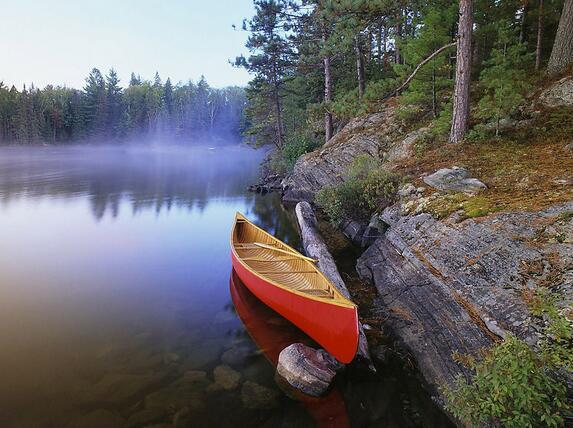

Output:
xmin=536 ymin=0 xmax=544 ymax=71
xmin=295 ymin=201 xmax=375 ymax=372
xmin=323 ymin=29 xmax=333 ymax=142
xmin=273 ymin=82 xmax=284 ymax=149
xmin=395 ymin=12 xmax=402 ymax=64
xmin=547 ymin=0 xmax=573 ymax=75
xmin=355 ymin=36 xmax=366 ymax=99
xmin=450 ymin=0 xmax=473 ymax=144
xmin=519 ymin=0 xmax=529 ymax=44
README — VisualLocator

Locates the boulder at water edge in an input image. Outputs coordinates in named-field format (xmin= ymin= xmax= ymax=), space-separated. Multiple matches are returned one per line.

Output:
xmin=276 ymin=343 xmax=344 ymax=397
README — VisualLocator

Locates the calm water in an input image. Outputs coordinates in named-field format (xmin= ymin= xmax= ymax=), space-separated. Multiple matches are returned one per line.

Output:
xmin=0 ymin=145 xmax=451 ymax=427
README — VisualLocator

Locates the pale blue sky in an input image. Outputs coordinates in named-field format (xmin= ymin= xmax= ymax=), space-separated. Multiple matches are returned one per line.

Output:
xmin=0 ymin=0 xmax=254 ymax=89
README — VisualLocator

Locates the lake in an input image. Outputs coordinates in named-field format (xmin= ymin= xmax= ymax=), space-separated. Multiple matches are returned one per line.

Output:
xmin=0 ymin=144 xmax=451 ymax=427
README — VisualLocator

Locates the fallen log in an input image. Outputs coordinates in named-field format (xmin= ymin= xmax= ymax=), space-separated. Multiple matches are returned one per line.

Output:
xmin=295 ymin=201 xmax=376 ymax=372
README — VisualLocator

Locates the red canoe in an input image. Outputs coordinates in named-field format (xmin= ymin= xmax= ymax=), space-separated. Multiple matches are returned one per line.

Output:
xmin=230 ymin=212 xmax=359 ymax=363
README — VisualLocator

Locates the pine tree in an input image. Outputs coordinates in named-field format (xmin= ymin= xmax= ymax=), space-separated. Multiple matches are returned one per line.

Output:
xmin=83 ymin=68 xmax=107 ymax=137
xmin=235 ymin=0 xmax=296 ymax=148
xmin=396 ymin=2 xmax=456 ymax=119
xmin=476 ymin=23 xmax=533 ymax=136
xmin=106 ymin=68 xmax=122 ymax=138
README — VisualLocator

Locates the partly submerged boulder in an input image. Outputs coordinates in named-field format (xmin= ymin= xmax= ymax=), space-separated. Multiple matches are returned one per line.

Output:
xmin=276 ymin=343 xmax=344 ymax=397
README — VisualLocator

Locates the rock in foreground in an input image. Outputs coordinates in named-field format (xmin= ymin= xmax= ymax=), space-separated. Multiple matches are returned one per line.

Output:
xmin=276 ymin=343 xmax=343 ymax=397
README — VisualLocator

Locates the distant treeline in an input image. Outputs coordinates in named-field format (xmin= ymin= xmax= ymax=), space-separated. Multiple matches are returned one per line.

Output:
xmin=0 ymin=69 xmax=247 ymax=144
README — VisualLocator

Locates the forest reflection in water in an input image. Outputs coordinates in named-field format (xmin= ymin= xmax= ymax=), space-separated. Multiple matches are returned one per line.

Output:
xmin=0 ymin=144 xmax=451 ymax=427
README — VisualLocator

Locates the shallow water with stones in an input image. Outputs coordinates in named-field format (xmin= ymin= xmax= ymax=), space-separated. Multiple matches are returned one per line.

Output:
xmin=0 ymin=144 xmax=452 ymax=427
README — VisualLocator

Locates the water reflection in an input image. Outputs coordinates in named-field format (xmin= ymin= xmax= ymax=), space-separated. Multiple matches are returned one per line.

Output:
xmin=0 ymin=145 xmax=266 ymax=220
xmin=230 ymin=270 xmax=349 ymax=428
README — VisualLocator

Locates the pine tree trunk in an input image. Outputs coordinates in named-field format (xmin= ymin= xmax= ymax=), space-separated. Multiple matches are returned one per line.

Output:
xmin=547 ymin=0 xmax=573 ymax=75
xmin=395 ymin=12 xmax=402 ymax=64
xmin=536 ymin=0 xmax=544 ymax=71
xmin=323 ymin=29 xmax=333 ymax=142
xmin=355 ymin=37 xmax=366 ymax=99
xmin=519 ymin=0 xmax=529 ymax=44
xmin=450 ymin=0 xmax=473 ymax=144
xmin=273 ymin=81 xmax=284 ymax=148
xmin=377 ymin=23 xmax=383 ymax=66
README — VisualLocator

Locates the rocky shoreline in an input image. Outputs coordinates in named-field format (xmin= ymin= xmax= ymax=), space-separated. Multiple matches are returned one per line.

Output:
xmin=269 ymin=75 xmax=573 ymax=422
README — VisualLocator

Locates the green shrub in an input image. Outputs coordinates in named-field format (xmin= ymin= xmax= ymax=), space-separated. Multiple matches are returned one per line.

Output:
xmin=270 ymin=131 xmax=321 ymax=174
xmin=527 ymin=289 xmax=573 ymax=372
xmin=282 ymin=133 xmax=320 ymax=170
xmin=444 ymin=336 xmax=568 ymax=428
xmin=315 ymin=156 xmax=399 ymax=225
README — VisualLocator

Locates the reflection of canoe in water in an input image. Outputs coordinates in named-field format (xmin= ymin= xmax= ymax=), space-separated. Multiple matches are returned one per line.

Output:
xmin=230 ymin=271 xmax=349 ymax=428
xmin=230 ymin=213 xmax=359 ymax=363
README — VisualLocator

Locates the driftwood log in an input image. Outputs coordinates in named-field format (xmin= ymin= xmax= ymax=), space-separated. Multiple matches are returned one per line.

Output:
xmin=295 ymin=201 xmax=375 ymax=372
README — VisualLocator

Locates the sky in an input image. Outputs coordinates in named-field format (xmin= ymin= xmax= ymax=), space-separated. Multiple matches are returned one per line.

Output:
xmin=0 ymin=0 xmax=255 ymax=90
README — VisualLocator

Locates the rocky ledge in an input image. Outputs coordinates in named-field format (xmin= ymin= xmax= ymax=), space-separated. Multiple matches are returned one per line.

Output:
xmin=357 ymin=202 xmax=572 ymax=398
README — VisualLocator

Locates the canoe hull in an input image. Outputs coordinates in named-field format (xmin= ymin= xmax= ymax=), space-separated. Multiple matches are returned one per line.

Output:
xmin=231 ymin=251 xmax=359 ymax=363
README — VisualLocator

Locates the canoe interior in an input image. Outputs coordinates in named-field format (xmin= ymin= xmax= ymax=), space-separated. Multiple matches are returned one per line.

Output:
xmin=232 ymin=214 xmax=354 ymax=307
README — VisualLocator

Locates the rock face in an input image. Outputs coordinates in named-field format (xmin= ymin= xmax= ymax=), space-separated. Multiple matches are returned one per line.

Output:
xmin=538 ymin=75 xmax=573 ymax=108
xmin=276 ymin=343 xmax=343 ymax=397
xmin=357 ymin=202 xmax=573 ymax=397
xmin=282 ymin=106 xmax=403 ymax=203
xmin=423 ymin=166 xmax=487 ymax=194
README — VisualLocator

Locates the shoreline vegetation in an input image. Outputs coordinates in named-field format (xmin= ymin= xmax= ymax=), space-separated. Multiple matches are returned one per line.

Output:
xmin=0 ymin=70 xmax=246 ymax=145
xmin=237 ymin=0 xmax=573 ymax=426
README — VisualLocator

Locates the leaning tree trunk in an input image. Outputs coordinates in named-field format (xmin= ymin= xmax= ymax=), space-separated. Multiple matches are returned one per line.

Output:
xmin=450 ymin=0 xmax=473 ymax=144
xmin=355 ymin=36 xmax=366 ymax=99
xmin=323 ymin=30 xmax=333 ymax=142
xmin=547 ymin=0 xmax=573 ymax=75
xmin=536 ymin=0 xmax=544 ymax=71
xmin=295 ymin=202 xmax=375 ymax=372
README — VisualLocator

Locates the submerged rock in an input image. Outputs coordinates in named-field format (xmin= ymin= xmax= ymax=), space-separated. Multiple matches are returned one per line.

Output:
xmin=241 ymin=381 xmax=280 ymax=409
xmin=127 ymin=407 xmax=166 ymax=427
xmin=211 ymin=364 xmax=241 ymax=391
xmin=145 ymin=377 xmax=207 ymax=411
xmin=220 ymin=344 xmax=253 ymax=367
xmin=69 ymin=409 xmax=126 ymax=428
xmin=88 ymin=372 xmax=168 ymax=407
xmin=276 ymin=343 xmax=343 ymax=397
xmin=423 ymin=166 xmax=487 ymax=195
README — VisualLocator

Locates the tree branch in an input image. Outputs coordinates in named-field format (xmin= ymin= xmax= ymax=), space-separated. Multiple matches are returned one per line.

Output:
xmin=386 ymin=41 xmax=456 ymax=99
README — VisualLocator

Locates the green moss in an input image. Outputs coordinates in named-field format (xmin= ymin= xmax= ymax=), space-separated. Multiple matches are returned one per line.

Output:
xmin=462 ymin=196 xmax=503 ymax=218
xmin=557 ymin=211 xmax=573 ymax=222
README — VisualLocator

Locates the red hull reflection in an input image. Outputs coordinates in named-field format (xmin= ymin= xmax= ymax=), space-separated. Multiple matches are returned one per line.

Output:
xmin=230 ymin=270 xmax=349 ymax=428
